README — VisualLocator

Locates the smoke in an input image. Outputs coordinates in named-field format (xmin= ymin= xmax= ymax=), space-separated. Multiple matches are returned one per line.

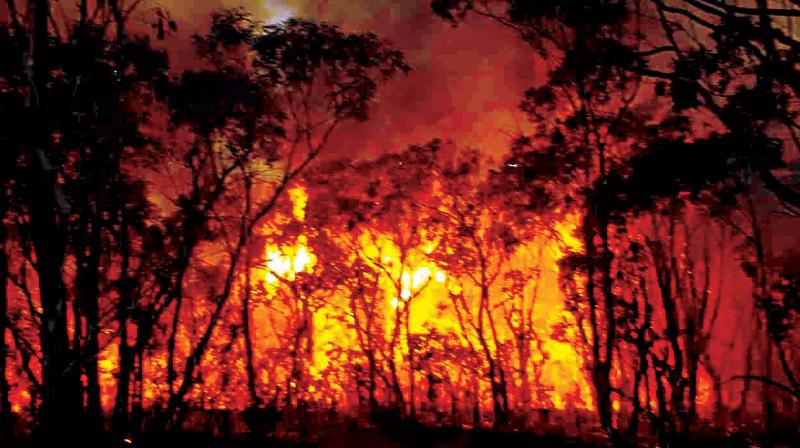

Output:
xmin=157 ymin=0 xmax=541 ymax=160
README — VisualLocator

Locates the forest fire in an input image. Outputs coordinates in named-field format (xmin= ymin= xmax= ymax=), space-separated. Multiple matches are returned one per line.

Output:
xmin=2 ymin=0 xmax=800 ymax=447
xmin=242 ymin=183 xmax=594 ymax=416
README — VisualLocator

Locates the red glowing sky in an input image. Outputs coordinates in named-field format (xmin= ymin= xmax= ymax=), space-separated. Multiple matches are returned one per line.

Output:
xmin=157 ymin=0 xmax=541 ymax=159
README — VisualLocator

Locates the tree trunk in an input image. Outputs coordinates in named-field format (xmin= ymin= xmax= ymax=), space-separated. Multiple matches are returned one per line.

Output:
xmin=113 ymin=221 xmax=134 ymax=436
xmin=349 ymin=283 xmax=378 ymax=417
xmin=243 ymin=251 xmax=260 ymax=406
xmin=167 ymin=294 xmax=183 ymax=396
xmin=597 ymin=188 xmax=620 ymax=443
xmin=653 ymin=362 xmax=670 ymax=448
xmin=686 ymin=350 xmax=699 ymax=429
xmin=0 ymin=225 xmax=13 ymax=445
xmin=477 ymin=292 xmax=507 ymax=429
xmin=26 ymin=0 xmax=83 ymax=441
xmin=113 ymin=332 xmax=134 ymax=436
xmin=132 ymin=348 xmax=144 ymax=434
xmin=30 ymin=182 xmax=82 ymax=441
xmin=627 ymin=290 xmax=651 ymax=439
xmin=583 ymin=212 xmax=615 ymax=438
xmin=517 ymin=334 xmax=531 ymax=412
xmin=387 ymin=290 xmax=405 ymax=413
xmin=75 ymin=211 xmax=103 ymax=434
xmin=406 ymin=301 xmax=415 ymax=419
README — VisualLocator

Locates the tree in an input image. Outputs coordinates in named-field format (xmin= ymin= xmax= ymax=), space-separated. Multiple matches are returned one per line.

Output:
xmin=318 ymin=143 xmax=440 ymax=418
xmin=0 ymin=3 xmax=408 ymax=441
xmin=147 ymin=12 xmax=408 ymax=431
xmin=300 ymin=171 xmax=388 ymax=418
xmin=0 ymin=1 xmax=169 ymax=441
xmin=426 ymin=147 xmax=536 ymax=428
xmin=431 ymin=1 xmax=800 ymax=440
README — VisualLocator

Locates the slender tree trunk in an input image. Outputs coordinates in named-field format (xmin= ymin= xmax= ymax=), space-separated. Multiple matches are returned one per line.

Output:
xmin=583 ymin=212 xmax=614 ymax=438
xmin=653 ymin=362 xmax=670 ymax=448
xmin=406 ymin=301 xmax=415 ymax=419
xmin=76 ymin=211 xmax=103 ymax=434
xmin=477 ymin=282 xmax=507 ymax=430
xmin=132 ymin=347 xmax=144 ymax=434
xmin=595 ymin=158 xmax=629 ymax=443
xmin=113 ymin=332 xmax=134 ymax=436
xmin=243 ymin=249 xmax=260 ymax=407
xmin=0 ymin=225 xmax=13 ymax=445
xmin=627 ymin=354 xmax=645 ymax=437
xmin=686 ymin=346 xmax=699 ymax=429
xmin=286 ymin=319 xmax=303 ymax=408
xmin=387 ymin=287 xmax=405 ymax=413
xmin=666 ymin=209 xmax=687 ymax=436
xmin=684 ymin=221 xmax=713 ymax=428
xmin=367 ymin=350 xmax=378 ymax=414
xmin=365 ymin=312 xmax=378 ymax=417
xmin=71 ymin=257 xmax=82 ymax=406
xmin=113 ymin=220 xmax=134 ymax=436
xmin=487 ymin=322 xmax=509 ymax=429
xmin=628 ymin=287 xmax=651 ymax=439
xmin=349 ymin=283 xmax=378 ymax=417
xmin=472 ymin=246 xmax=508 ymax=430
xmin=517 ymin=333 xmax=531 ymax=412
xmin=167 ymin=294 xmax=182 ymax=396
xmin=84 ymin=231 xmax=103 ymax=435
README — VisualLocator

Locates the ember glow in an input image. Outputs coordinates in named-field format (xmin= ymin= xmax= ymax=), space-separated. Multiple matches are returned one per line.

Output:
xmin=2 ymin=0 xmax=800 ymax=447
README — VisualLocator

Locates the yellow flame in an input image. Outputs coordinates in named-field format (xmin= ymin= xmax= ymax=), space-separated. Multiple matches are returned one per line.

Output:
xmin=289 ymin=186 xmax=308 ymax=221
xmin=265 ymin=235 xmax=316 ymax=284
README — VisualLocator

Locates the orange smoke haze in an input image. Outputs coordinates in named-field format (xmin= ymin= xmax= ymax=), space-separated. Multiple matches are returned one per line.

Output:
xmin=158 ymin=0 xmax=540 ymax=160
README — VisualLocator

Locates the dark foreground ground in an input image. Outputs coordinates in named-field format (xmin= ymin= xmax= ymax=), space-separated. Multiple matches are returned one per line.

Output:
xmin=43 ymin=422 xmax=796 ymax=448
xmin=9 ymin=417 xmax=800 ymax=447
xmin=125 ymin=427 xmax=793 ymax=448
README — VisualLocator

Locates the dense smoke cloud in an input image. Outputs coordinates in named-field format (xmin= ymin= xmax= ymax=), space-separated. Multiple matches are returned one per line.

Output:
xmin=159 ymin=0 xmax=540 ymax=159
